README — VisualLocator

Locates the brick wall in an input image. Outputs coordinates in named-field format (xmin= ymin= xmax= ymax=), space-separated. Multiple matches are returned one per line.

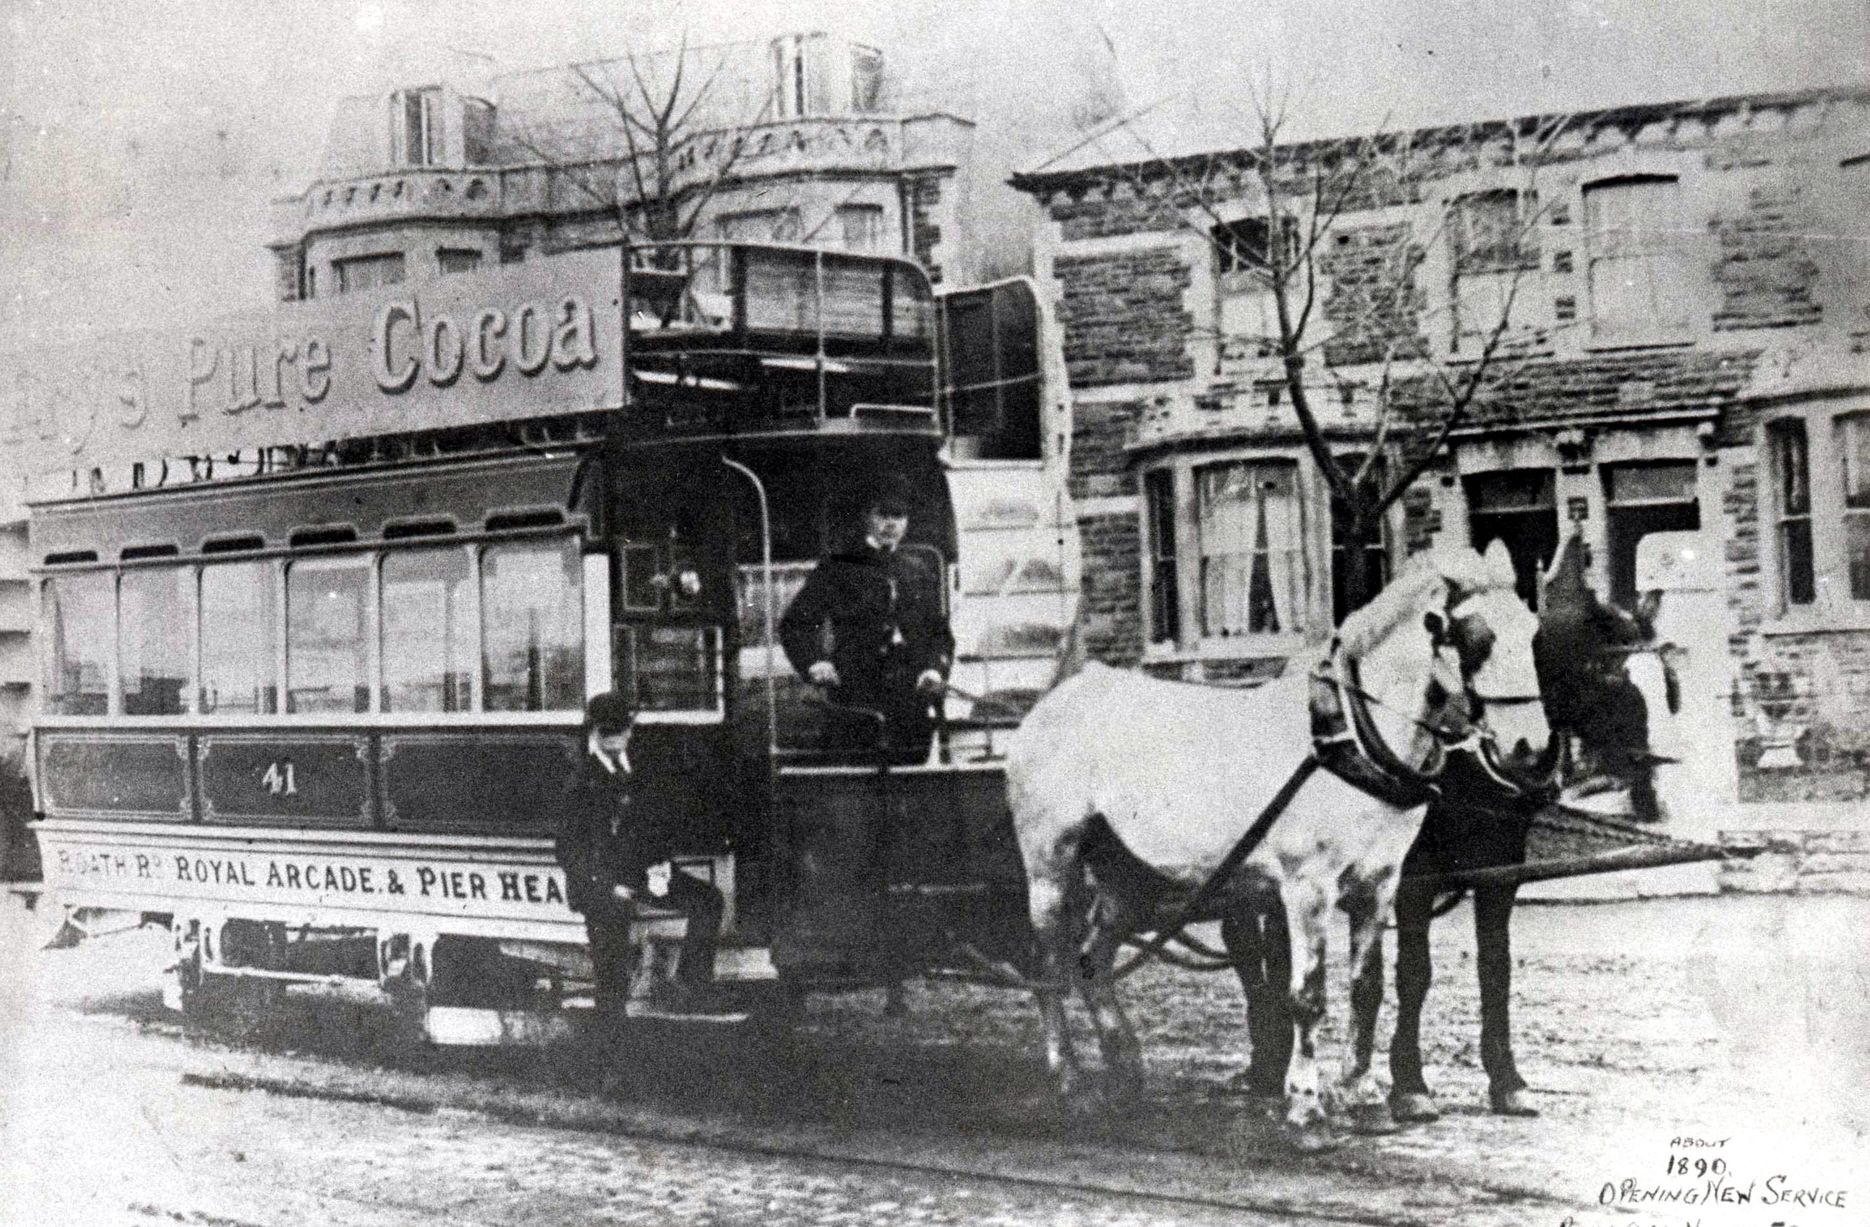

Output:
xmin=272 ymin=245 xmax=304 ymax=303
xmin=1077 ymin=512 xmax=1142 ymax=666
xmin=1055 ymin=247 xmax=1194 ymax=388
xmin=1068 ymin=400 xmax=1143 ymax=499
xmin=1319 ymin=224 xmax=1427 ymax=367
xmin=1048 ymin=191 xmax=1197 ymax=242
xmin=1721 ymin=454 xmax=1870 ymax=804
xmin=1712 ymin=181 xmax=1823 ymax=331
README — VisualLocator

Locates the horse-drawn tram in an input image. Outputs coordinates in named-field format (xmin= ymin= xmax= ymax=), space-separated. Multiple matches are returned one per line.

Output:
xmin=20 ymin=240 xmax=1076 ymax=1042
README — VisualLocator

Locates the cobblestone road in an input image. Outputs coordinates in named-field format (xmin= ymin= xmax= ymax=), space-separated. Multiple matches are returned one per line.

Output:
xmin=2 ymin=893 xmax=1865 ymax=1226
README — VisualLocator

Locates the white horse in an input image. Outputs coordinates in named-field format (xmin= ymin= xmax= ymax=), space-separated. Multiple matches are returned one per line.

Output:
xmin=1006 ymin=543 xmax=1549 ymax=1147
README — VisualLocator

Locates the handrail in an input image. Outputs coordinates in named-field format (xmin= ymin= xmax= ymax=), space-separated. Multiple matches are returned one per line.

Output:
xmin=720 ymin=457 xmax=777 ymax=759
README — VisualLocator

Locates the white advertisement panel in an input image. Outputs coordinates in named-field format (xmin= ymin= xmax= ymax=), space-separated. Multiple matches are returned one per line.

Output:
xmin=3 ymin=246 xmax=624 ymax=477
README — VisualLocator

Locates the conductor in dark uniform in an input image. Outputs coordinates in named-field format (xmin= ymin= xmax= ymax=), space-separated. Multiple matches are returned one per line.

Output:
xmin=780 ymin=476 xmax=954 ymax=763
xmin=557 ymin=692 xmax=730 ymax=1024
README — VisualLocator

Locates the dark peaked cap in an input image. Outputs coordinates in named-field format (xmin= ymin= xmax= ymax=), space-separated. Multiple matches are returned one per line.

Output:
xmin=865 ymin=474 xmax=915 ymax=515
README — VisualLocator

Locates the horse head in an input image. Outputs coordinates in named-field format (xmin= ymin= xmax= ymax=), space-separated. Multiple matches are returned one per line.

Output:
xmin=1437 ymin=540 xmax=1556 ymax=794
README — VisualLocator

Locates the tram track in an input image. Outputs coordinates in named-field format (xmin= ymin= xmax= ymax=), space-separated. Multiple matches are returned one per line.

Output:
xmin=172 ymin=1063 xmax=1557 ymax=1227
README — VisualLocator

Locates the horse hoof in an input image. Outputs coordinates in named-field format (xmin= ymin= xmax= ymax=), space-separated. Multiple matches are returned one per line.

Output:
xmin=1391 ymin=1091 xmax=1441 ymax=1123
xmin=1347 ymin=1100 xmax=1403 ymax=1136
xmin=1284 ymin=1122 xmax=1340 ymax=1153
xmin=1490 ymin=1088 xmax=1539 ymax=1117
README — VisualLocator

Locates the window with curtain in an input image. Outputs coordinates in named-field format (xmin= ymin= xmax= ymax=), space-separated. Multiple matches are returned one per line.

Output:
xmin=390 ymin=88 xmax=442 ymax=166
xmin=1197 ymin=460 xmax=1307 ymax=636
xmin=1584 ymin=176 xmax=1692 ymax=339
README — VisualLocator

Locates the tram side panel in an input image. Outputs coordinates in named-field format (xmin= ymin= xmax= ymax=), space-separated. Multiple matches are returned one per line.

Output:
xmin=768 ymin=763 xmax=1029 ymax=987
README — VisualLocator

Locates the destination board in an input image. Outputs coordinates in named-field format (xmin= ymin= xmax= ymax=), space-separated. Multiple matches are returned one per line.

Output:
xmin=37 ymin=828 xmax=576 ymax=927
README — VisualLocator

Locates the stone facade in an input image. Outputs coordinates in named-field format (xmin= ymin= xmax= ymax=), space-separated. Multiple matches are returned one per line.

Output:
xmin=1014 ymin=86 xmax=1870 ymax=891
xmin=269 ymin=35 xmax=976 ymax=300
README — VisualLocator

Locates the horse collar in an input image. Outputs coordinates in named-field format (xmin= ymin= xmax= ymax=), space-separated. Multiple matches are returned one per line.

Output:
xmin=1310 ymin=645 xmax=1443 ymax=809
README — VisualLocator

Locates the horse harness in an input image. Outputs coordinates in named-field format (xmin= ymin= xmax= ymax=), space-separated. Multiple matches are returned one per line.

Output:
xmin=1119 ymin=598 xmax=1551 ymax=975
xmin=1117 ymin=637 xmax=1476 ymax=975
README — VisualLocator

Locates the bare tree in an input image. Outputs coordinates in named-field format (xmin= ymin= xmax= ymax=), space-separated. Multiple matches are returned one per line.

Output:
xmin=1099 ymin=90 xmax=1569 ymax=605
xmin=503 ymin=34 xmax=779 ymax=247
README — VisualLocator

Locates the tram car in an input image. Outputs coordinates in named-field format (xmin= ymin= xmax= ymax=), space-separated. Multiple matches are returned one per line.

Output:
xmin=19 ymin=241 xmax=1079 ymax=1041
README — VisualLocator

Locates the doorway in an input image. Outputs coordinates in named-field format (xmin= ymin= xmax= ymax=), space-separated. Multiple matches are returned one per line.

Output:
xmin=1603 ymin=462 xmax=1700 ymax=608
xmin=1465 ymin=469 xmax=1559 ymax=609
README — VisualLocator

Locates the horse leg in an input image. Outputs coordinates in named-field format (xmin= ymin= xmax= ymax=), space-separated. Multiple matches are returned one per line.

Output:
xmin=1078 ymin=892 xmax=1145 ymax=1106
xmin=1339 ymin=883 xmax=1402 ymax=1135
xmin=1026 ymin=871 xmax=1086 ymax=1104
xmin=1388 ymin=881 xmax=1441 ymax=1122
xmin=1279 ymin=878 xmax=1336 ymax=1150
xmin=1475 ymin=884 xmax=1536 ymax=1116
xmin=1222 ymin=902 xmax=1292 ymax=1099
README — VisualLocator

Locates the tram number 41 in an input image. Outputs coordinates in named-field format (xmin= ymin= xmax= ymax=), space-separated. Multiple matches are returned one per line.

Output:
xmin=261 ymin=761 xmax=299 ymax=797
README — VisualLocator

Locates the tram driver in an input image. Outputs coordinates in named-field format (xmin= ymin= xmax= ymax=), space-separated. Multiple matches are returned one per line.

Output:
xmin=780 ymin=475 xmax=954 ymax=764
xmin=557 ymin=692 xmax=735 ymax=1023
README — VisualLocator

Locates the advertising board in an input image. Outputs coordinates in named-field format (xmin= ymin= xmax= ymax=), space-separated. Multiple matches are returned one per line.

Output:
xmin=3 ymin=246 xmax=624 ymax=477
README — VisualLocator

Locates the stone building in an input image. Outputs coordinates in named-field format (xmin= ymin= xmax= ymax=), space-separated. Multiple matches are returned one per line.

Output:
xmin=268 ymin=32 xmax=980 ymax=302
xmin=1012 ymin=86 xmax=1870 ymax=890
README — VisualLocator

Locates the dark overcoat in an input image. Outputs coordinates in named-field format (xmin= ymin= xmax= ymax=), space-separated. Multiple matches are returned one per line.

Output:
xmin=555 ymin=755 xmax=683 ymax=915
xmin=778 ymin=543 xmax=954 ymax=753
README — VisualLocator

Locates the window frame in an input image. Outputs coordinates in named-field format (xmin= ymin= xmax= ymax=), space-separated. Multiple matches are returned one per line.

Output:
xmin=389 ymin=87 xmax=443 ymax=167
xmin=333 ymin=251 xmax=408 ymax=296
xmin=1142 ymin=467 xmax=1181 ymax=646
xmin=1192 ymin=456 xmax=1313 ymax=644
xmin=1761 ymin=405 xmax=1870 ymax=630
xmin=1581 ymin=173 xmax=1695 ymax=346
xmin=34 ymin=531 xmax=598 ymax=728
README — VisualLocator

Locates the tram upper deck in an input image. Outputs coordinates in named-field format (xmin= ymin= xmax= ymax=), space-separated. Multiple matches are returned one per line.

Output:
xmin=15 ymin=240 xmax=1072 ymax=951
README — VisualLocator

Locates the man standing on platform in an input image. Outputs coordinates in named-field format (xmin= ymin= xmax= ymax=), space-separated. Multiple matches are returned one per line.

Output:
xmin=780 ymin=475 xmax=954 ymax=763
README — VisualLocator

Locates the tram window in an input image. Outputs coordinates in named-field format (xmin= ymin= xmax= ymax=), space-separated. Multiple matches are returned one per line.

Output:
xmin=44 ymin=574 xmax=113 ymax=715
xmin=200 ymin=562 xmax=279 ymax=715
xmin=381 ymin=548 xmax=472 ymax=712
xmin=120 ymin=568 xmax=193 ymax=715
xmin=820 ymin=258 xmax=886 ymax=337
xmin=287 ymin=557 xmax=371 ymax=714
xmin=482 ymin=539 xmax=583 ymax=712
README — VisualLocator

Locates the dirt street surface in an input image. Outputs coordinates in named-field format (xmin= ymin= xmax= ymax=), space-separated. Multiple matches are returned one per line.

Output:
xmin=3 ymin=893 xmax=1866 ymax=1227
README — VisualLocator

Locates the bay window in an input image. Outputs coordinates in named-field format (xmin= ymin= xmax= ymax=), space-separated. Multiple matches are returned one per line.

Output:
xmin=1143 ymin=468 xmax=1180 ymax=644
xmin=1197 ymin=460 xmax=1308 ymax=637
xmin=1837 ymin=413 xmax=1870 ymax=601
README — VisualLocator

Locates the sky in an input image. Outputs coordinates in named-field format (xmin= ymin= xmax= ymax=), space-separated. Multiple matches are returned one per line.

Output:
xmin=1 ymin=0 xmax=1865 ymax=344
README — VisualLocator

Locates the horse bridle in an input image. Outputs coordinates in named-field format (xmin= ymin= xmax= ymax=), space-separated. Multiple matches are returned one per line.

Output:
xmin=1444 ymin=594 xmax=1559 ymax=800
